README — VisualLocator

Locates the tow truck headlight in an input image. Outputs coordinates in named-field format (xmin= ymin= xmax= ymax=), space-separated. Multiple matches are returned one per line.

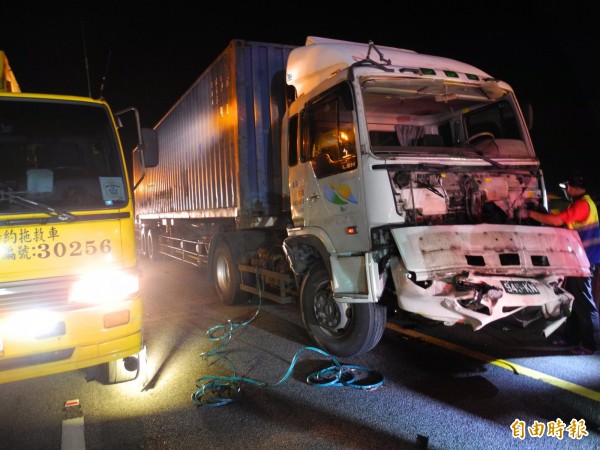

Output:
xmin=2 ymin=310 xmax=64 ymax=339
xmin=69 ymin=269 xmax=139 ymax=304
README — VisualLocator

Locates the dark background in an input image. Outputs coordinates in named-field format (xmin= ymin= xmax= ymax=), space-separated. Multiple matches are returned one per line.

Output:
xmin=3 ymin=2 xmax=599 ymax=197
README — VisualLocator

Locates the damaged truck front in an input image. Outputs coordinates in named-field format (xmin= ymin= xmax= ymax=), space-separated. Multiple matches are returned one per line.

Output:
xmin=283 ymin=37 xmax=589 ymax=356
xmin=136 ymin=38 xmax=589 ymax=359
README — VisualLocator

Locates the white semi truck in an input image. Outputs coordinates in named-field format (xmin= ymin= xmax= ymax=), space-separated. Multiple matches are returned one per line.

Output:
xmin=134 ymin=37 xmax=589 ymax=357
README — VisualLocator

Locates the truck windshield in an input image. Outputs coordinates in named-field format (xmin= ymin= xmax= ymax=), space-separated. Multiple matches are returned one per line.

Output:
xmin=362 ymin=77 xmax=532 ymax=159
xmin=0 ymin=98 xmax=127 ymax=214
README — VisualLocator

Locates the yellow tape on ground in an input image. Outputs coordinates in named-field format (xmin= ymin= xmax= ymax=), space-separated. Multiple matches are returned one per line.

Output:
xmin=386 ymin=322 xmax=600 ymax=402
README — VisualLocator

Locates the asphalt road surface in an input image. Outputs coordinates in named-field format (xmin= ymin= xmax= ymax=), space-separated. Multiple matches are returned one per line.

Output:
xmin=1 ymin=257 xmax=599 ymax=449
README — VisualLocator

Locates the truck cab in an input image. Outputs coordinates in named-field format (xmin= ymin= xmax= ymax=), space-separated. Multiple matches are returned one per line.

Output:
xmin=0 ymin=70 xmax=157 ymax=383
xmin=282 ymin=37 xmax=587 ymax=357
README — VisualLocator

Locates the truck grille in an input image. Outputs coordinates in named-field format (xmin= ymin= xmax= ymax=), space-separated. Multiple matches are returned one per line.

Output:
xmin=0 ymin=277 xmax=74 ymax=311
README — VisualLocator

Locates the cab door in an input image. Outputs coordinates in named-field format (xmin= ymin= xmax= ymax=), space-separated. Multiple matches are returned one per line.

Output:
xmin=288 ymin=83 xmax=366 ymax=252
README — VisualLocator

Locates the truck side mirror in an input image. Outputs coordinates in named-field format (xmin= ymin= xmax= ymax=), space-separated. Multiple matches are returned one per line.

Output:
xmin=285 ymin=84 xmax=297 ymax=108
xmin=141 ymin=128 xmax=159 ymax=167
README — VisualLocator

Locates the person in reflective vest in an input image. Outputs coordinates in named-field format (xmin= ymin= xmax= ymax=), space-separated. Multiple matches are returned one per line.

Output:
xmin=528 ymin=175 xmax=600 ymax=355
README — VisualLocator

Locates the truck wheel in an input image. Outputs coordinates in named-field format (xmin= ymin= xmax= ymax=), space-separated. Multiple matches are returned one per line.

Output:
xmin=140 ymin=228 xmax=148 ymax=258
xmin=212 ymin=239 xmax=247 ymax=305
xmin=146 ymin=229 xmax=161 ymax=261
xmin=300 ymin=263 xmax=386 ymax=358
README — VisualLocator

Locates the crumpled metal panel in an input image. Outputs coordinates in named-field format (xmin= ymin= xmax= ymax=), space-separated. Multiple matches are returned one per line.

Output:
xmin=391 ymin=224 xmax=590 ymax=282
xmin=389 ymin=256 xmax=573 ymax=331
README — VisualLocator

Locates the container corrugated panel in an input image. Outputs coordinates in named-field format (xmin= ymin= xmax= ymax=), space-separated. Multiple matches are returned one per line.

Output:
xmin=135 ymin=40 xmax=295 ymax=220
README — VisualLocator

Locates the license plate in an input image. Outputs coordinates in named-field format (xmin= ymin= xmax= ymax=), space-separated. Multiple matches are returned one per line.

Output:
xmin=500 ymin=280 xmax=540 ymax=295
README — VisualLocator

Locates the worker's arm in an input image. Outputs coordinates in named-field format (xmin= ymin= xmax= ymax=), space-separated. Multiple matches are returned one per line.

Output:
xmin=528 ymin=210 xmax=566 ymax=226
xmin=528 ymin=199 xmax=589 ymax=227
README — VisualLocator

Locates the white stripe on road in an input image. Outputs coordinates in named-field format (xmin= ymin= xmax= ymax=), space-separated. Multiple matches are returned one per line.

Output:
xmin=62 ymin=415 xmax=85 ymax=449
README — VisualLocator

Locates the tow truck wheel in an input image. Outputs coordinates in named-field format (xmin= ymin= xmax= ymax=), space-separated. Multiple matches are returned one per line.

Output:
xmin=300 ymin=262 xmax=386 ymax=358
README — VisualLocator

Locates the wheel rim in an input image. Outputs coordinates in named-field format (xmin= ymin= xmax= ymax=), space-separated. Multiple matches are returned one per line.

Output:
xmin=215 ymin=251 xmax=231 ymax=295
xmin=313 ymin=282 xmax=350 ymax=335
xmin=141 ymin=231 xmax=147 ymax=256
xmin=147 ymin=232 xmax=154 ymax=259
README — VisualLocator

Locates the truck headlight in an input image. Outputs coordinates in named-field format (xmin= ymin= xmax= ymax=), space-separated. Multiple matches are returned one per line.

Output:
xmin=2 ymin=310 xmax=64 ymax=339
xmin=69 ymin=269 xmax=139 ymax=305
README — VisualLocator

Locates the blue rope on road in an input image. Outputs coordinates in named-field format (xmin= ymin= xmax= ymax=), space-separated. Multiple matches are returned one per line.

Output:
xmin=191 ymin=346 xmax=384 ymax=407
xmin=191 ymin=271 xmax=384 ymax=407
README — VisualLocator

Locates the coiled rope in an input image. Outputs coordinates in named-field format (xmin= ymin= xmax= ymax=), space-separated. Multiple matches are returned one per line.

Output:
xmin=191 ymin=270 xmax=384 ymax=407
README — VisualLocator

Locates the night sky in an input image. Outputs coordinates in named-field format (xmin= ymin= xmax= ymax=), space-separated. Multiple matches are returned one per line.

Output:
xmin=3 ymin=2 xmax=599 ymax=197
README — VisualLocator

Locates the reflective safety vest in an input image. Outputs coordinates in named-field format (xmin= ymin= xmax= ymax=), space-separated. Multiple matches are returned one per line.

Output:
xmin=568 ymin=195 xmax=600 ymax=264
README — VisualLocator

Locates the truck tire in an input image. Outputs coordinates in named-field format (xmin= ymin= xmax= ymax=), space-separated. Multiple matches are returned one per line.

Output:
xmin=212 ymin=238 xmax=247 ymax=305
xmin=146 ymin=229 xmax=161 ymax=261
xmin=300 ymin=262 xmax=386 ymax=358
xmin=140 ymin=227 xmax=149 ymax=258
